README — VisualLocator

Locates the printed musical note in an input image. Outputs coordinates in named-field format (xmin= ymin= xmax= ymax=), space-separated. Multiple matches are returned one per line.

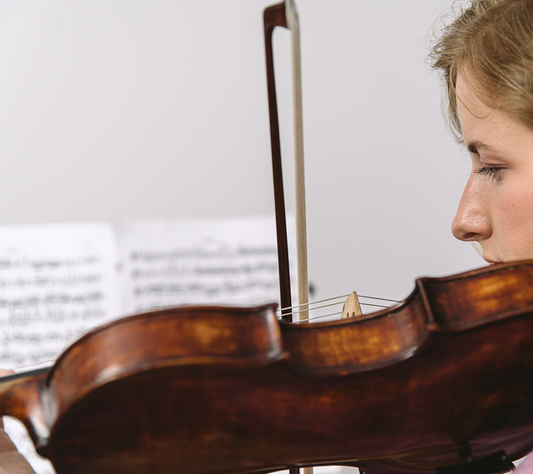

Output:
xmin=115 ymin=216 xmax=296 ymax=313
xmin=0 ymin=223 xmax=121 ymax=369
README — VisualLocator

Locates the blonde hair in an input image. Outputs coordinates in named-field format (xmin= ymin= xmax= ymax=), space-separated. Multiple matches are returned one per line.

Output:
xmin=430 ymin=0 xmax=533 ymax=136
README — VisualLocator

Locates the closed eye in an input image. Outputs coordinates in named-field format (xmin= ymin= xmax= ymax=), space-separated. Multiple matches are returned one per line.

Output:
xmin=474 ymin=166 xmax=502 ymax=180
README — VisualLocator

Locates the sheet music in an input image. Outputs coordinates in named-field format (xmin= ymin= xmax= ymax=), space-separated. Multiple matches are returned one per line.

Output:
xmin=0 ymin=222 xmax=122 ymax=474
xmin=0 ymin=216 xmax=297 ymax=474
xmin=115 ymin=216 xmax=295 ymax=313
xmin=0 ymin=223 xmax=122 ymax=369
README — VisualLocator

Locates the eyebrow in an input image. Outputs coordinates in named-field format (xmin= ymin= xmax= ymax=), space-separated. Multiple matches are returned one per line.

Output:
xmin=466 ymin=140 xmax=498 ymax=154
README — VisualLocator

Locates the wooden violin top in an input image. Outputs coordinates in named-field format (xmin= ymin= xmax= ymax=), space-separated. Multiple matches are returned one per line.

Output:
xmin=1 ymin=261 xmax=533 ymax=473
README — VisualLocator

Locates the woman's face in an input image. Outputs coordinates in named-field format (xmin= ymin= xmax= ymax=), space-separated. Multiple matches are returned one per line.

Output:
xmin=453 ymin=74 xmax=533 ymax=263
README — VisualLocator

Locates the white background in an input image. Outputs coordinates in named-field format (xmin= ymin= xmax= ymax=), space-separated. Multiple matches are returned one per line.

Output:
xmin=0 ymin=0 xmax=481 ymax=308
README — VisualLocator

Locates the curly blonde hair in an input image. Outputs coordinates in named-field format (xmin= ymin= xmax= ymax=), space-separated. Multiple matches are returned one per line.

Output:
xmin=430 ymin=0 xmax=533 ymax=136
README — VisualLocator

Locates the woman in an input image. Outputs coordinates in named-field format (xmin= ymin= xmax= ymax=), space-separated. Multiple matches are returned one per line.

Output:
xmin=0 ymin=369 xmax=36 ymax=474
xmin=431 ymin=0 xmax=533 ymax=263
xmin=1 ymin=0 xmax=533 ymax=473
xmin=0 ymin=421 xmax=35 ymax=474
xmin=430 ymin=0 xmax=533 ymax=471
xmin=429 ymin=0 xmax=533 ymax=469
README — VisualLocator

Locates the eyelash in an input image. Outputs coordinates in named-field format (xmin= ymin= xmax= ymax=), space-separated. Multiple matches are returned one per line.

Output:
xmin=474 ymin=166 xmax=502 ymax=180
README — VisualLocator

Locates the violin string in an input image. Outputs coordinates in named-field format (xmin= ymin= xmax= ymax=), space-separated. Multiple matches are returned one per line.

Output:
xmin=277 ymin=300 xmax=392 ymax=318
xmin=286 ymin=301 xmax=393 ymax=324
xmin=279 ymin=299 xmax=351 ymax=316
xmin=288 ymin=310 xmax=344 ymax=323
xmin=277 ymin=293 xmax=400 ymax=315
xmin=277 ymin=298 xmax=396 ymax=323
xmin=359 ymin=295 xmax=400 ymax=303
xmin=277 ymin=294 xmax=349 ymax=313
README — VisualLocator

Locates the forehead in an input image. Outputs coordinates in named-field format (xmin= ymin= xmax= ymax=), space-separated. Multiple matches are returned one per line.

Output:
xmin=455 ymin=73 xmax=533 ymax=154
xmin=456 ymin=74 xmax=492 ymax=120
xmin=456 ymin=73 xmax=511 ymax=134
xmin=455 ymin=74 xmax=500 ymax=146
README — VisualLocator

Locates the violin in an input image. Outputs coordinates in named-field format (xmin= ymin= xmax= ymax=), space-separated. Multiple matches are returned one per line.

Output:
xmin=1 ymin=261 xmax=533 ymax=473
xmin=3 ymin=2 xmax=533 ymax=473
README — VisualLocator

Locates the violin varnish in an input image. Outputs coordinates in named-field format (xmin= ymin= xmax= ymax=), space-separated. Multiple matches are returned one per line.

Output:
xmin=341 ymin=291 xmax=363 ymax=319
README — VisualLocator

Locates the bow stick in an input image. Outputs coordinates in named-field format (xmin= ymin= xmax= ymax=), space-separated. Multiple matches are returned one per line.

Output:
xmin=264 ymin=0 xmax=309 ymax=327
xmin=264 ymin=2 xmax=312 ymax=473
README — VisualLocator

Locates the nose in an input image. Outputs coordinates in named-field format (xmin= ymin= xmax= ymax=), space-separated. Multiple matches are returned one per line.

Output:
xmin=451 ymin=173 xmax=492 ymax=242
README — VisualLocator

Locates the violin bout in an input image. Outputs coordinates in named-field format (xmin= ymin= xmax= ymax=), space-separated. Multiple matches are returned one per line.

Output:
xmin=1 ymin=262 xmax=533 ymax=473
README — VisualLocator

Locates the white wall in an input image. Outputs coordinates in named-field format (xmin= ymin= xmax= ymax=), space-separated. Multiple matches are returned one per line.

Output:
xmin=0 ymin=0 xmax=481 ymax=306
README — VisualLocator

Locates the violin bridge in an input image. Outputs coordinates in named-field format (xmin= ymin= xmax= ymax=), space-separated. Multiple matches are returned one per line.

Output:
xmin=341 ymin=291 xmax=363 ymax=319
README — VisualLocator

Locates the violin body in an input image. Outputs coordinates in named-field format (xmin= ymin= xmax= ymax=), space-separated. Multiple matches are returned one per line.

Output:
xmin=2 ymin=261 xmax=533 ymax=473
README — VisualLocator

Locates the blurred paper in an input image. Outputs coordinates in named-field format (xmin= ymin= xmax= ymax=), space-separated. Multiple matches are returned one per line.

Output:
xmin=0 ymin=216 xmax=295 ymax=474
xmin=0 ymin=222 xmax=122 ymax=369
xmin=115 ymin=216 xmax=293 ymax=313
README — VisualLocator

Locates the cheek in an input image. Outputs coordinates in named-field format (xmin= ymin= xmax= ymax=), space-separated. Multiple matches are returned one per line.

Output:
xmin=500 ymin=183 xmax=533 ymax=218
xmin=494 ymin=185 xmax=533 ymax=252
